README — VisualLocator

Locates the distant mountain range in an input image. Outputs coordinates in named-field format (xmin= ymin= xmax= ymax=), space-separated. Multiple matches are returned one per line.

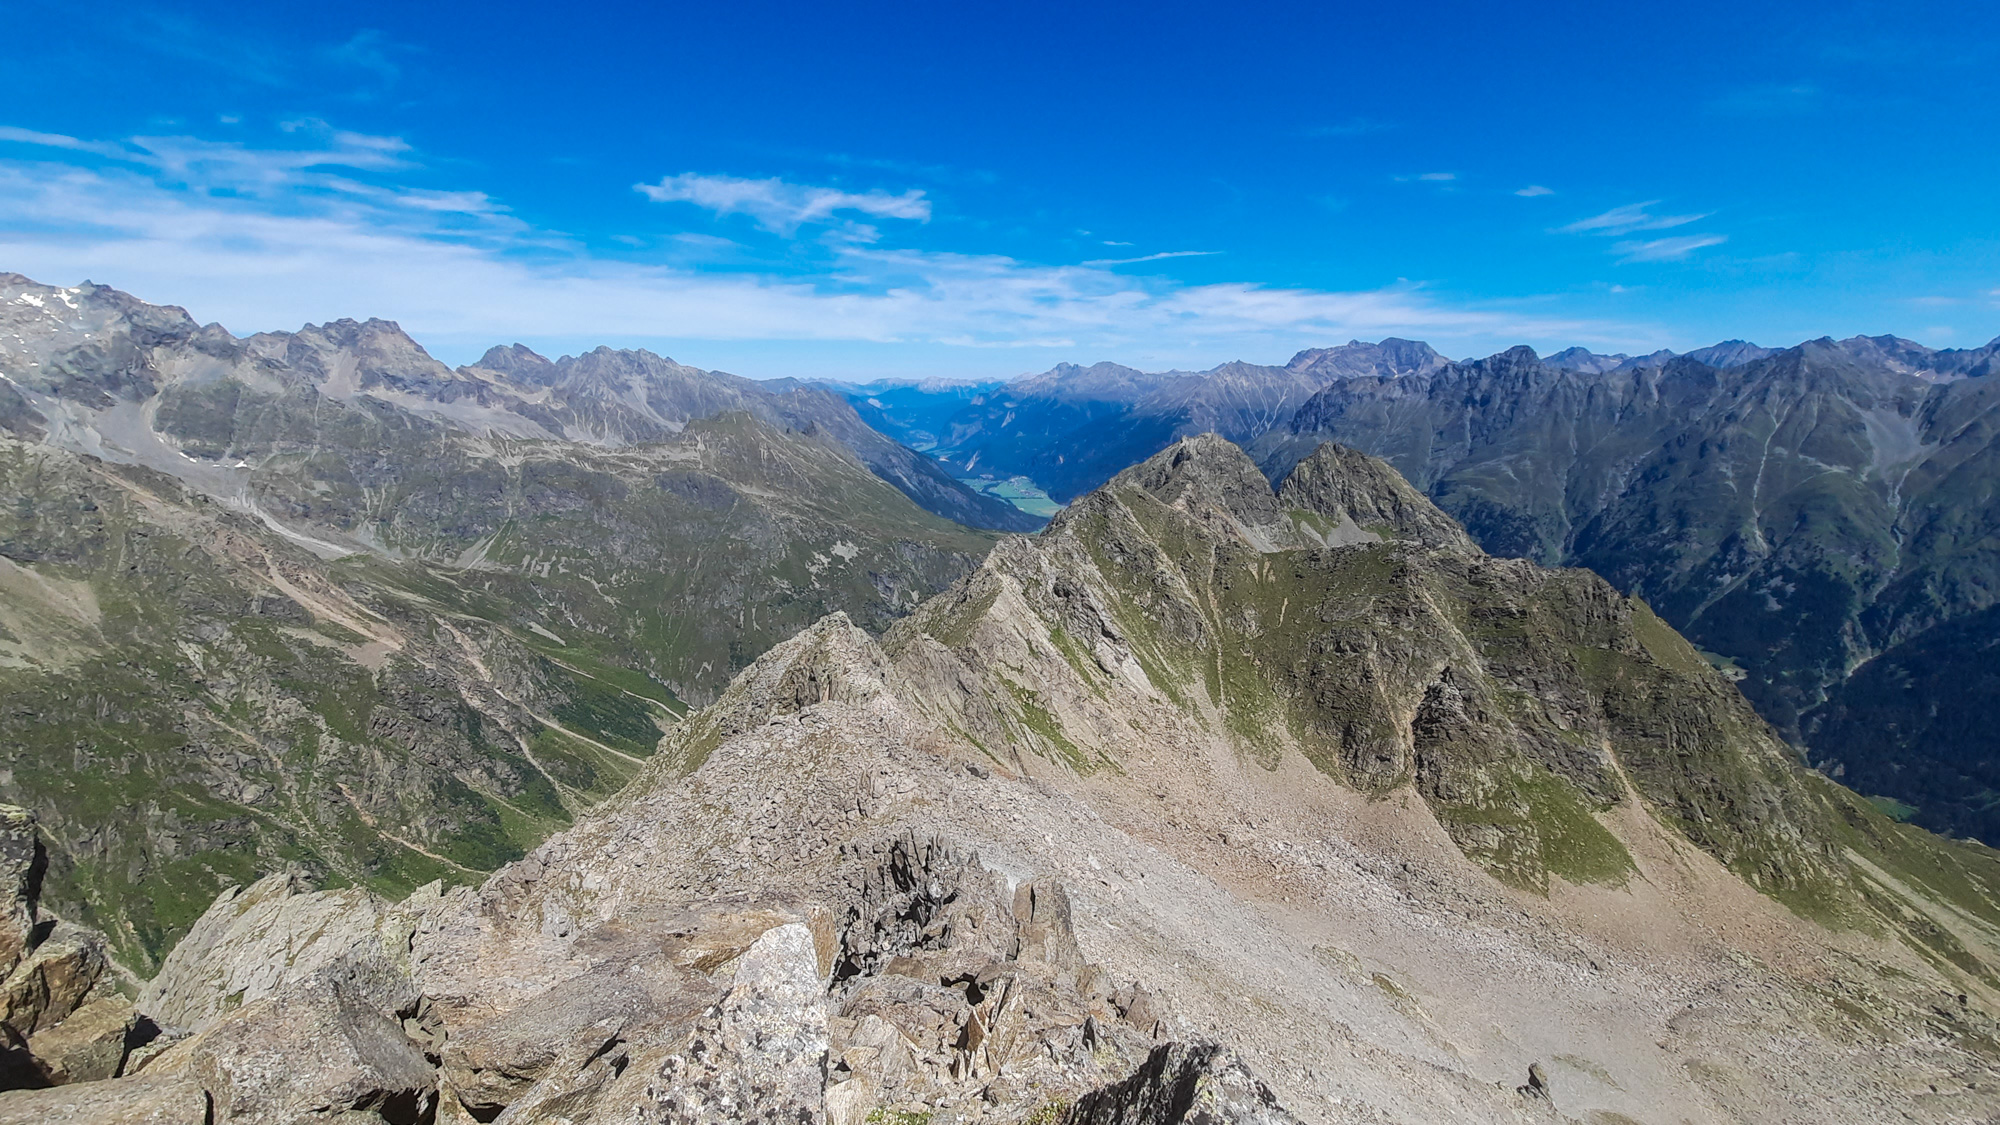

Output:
xmin=830 ymin=337 xmax=1453 ymax=502
xmin=834 ymin=329 xmax=2000 ymax=844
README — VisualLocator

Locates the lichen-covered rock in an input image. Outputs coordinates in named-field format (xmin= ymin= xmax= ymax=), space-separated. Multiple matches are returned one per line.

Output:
xmin=641 ymin=922 xmax=829 ymax=1124
xmin=0 ymin=1072 xmax=209 ymax=1125
xmin=25 ymin=995 xmax=138 ymax=1085
xmin=188 ymin=971 xmax=437 ymax=1125
xmin=0 ymin=921 xmax=115 ymax=1039
xmin=138 ymin=874 xmax=436 ymax=1035
xmin=0 ymin=808 xmax=41 ymax=980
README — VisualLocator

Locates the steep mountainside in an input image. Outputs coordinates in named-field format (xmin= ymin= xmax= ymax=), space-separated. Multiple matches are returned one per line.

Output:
xmin=838 ymin=340 xmax=1449 ymax=504
xmin=0 ymin=274 xmax=1001 ymax=968
xmin=18 ymin=436 xmax=2000 ymax=1124
xmin=1255 ymin=341 xmax=2000 ymax=842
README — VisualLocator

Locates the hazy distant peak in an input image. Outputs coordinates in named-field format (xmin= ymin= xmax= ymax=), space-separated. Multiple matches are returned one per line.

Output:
xmin=1683 ymin=340 xmax=1775 ymax=368
xmin=1542 ymin=346 xmax=1628 ymax=373
xmin=1012 ymin=359 xmax=1166 ymax=399
xmin=1285 ymin=337 xmax=1447 ymax=379
xmin=469 ymin=342 xmax=559 ymax=384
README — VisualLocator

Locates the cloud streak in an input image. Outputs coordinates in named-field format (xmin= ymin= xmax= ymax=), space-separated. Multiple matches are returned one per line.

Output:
xmin=1614 ymin=234 xmax=1728 ymax=262
xmin=1561 ymin=201 xmax=1709 ymax=236
xmin=1560 ymin=199 xmax=1727 ymax=263
xmin=0 ymin=124 xmax=1630 ymax=366
xmin=1081 ymin=250 xmax=1221 ymax=266
xmin=636 ymin=172 xmax=931 ymax=234
xmin=1303 ymin=118 xmax=1396 ymax=138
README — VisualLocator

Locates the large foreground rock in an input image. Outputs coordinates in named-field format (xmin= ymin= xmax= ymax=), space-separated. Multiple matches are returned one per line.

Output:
xmin=189 ymin=972 xmax=437 ymax=1125
xmin=0 ymin=806 xmax=131 ymax=1090
xmin=0 ymin=1073 xmax=208 ymax=1125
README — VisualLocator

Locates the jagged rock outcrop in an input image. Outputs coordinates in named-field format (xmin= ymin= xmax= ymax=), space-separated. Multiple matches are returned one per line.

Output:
xmin=1062 ymin=1043 xmax=1297 ymax=1125
xmin=138 ymin=875 xmax=447 ymax=1035
xmin=0 ymin=807 xmax=140 ymax=1092
xmin=1274 ymin=443 xmax=1474 ymax=553
xmin=187 ymin=972 xmax=438 ymax=1125
xmin=0 ymin=810 xmax=39 ymax=979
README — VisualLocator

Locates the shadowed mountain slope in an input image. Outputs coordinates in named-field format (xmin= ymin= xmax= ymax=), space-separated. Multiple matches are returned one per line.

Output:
xmin=1255 ymin=340 xmax=2000 ymax=842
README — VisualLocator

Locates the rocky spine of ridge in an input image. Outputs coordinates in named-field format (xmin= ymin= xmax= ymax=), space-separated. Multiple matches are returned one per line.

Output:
xmin=889 ymin=435 xmax=1852 ymax=902
xmin=8 ymin=436 xmax=2000 ymax=1124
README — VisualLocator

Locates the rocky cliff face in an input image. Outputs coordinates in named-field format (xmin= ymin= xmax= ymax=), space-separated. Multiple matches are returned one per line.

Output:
xmin=0 ymin=273 xmax=1003 ymax=968
xmin=14 ymin=436 xmax=1995 ymax=1124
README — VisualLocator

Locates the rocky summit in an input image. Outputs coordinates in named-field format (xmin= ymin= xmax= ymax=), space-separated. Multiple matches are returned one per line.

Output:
xmin=6 ymin=435 xmax=1997 ymax=1124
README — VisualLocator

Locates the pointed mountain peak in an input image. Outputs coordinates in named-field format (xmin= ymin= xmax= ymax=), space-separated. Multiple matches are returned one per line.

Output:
xmin=471 ymin=343 xmax=558 ymax=383
xmin=1684 ymin=340 xmax=1775 ymax=368
xmin=1277 ymin=442 xmax=1477 ymax=553
xmin=1113 ymin=433 xmax=1284 ymax=523
xmin=659 ymin=612 xmax=895 ymax=774
xmin=1543 ymin=346 xmax=1661 ymax=374
xmin=1479 ymin=344 xmax=1542 ymax=367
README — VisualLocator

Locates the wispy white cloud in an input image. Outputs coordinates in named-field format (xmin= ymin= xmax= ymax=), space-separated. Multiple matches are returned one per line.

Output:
xmin=1562 ymin=201 xmax=1709 ymax=236
xmin=0 ymin=120 xmax=417 ymax=194
xmin=0 ymin=123 xmax=1631 ymax=364
xmin=1081 ymin=250 xmax=1220 ymax=266
xmin=1614 ymin=234 xmax=1728 ymax=262
xmin=636 ymin=172 xmax=930 ymax=234
xmin=0 ymin=126 xmax=129 ymax=158
xmin=1561 ymin=200 xmax=1728 ymax=263
xmin=1395 ymin=171 xmax=1457 ymax=183
xmin=1515 ymin=185 xmax=1554 ymax=197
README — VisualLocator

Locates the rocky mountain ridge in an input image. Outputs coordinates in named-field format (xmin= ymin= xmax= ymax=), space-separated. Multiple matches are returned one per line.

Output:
xmin=8 ymin=435 xmax=1998 ymax=1124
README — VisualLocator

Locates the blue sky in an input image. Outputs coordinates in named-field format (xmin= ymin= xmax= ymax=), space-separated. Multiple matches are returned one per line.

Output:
xmin=2 ymin=0 xmax=1996 ymax=379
